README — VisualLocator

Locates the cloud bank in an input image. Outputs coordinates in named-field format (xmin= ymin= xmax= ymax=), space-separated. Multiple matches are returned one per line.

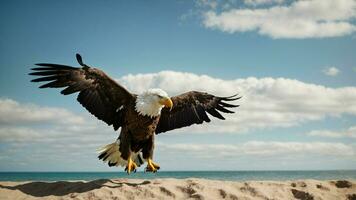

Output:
xmin=202 ymin=0 xmax=356 ymax=39
xmin=119 ymin=71 xmax=356 ymax=133
xmin=0 ymin=98 xmax=113 ymax=144
xmin=0 ymin=99 xmax=85 ymax=125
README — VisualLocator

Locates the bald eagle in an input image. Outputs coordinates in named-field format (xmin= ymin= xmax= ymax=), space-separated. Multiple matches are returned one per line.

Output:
xmin=30 ymin=54 xmax=240 ymax=174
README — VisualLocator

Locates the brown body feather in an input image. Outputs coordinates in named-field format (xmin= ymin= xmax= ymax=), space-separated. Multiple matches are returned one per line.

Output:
xmin=119 ymin=100 xmax=160 ymax=160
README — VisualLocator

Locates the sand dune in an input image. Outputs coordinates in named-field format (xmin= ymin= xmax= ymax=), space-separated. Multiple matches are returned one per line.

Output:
xmin=0 ymin=178 xmax=355 ymax=200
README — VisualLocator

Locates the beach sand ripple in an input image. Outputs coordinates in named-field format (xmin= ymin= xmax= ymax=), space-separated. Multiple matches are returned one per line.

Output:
xmin=0 ymin=178 xmax=355 ymax=200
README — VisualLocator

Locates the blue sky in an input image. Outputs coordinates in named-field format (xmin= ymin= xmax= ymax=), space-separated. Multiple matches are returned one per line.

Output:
xmin=0 ymin=0 xmax=356 ymax=171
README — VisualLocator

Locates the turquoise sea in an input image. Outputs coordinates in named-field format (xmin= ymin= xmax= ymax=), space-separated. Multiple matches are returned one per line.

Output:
xmin=0 ymin=171 xmax=355 ymax=182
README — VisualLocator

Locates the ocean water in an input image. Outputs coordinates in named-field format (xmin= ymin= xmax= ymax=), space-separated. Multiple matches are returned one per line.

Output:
xmin=0 ymin=171 xmax=355 ymax=182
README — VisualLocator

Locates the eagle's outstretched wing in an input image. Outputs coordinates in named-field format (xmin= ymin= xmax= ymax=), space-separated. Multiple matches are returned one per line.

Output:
xmin=155 ymin=91 xmax=240 ymax=134
xmin=29 ymin=54 xmax=133 ymax=130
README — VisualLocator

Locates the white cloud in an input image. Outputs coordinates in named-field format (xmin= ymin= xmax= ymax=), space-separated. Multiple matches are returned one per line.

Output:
xmin=0 ymin=125 xmax=112 ymax=143
xmin=244 ymin=0 xmax=284 ymax=6
xmin=159 ymin=141 xmax=355 ymax=157
xmin=0 ymin=127 xmax=43 ymax=142
xmin=118 ymin=71 xmax=356 ymax=133
xmin=0 ymin=118 xmax=116 ymax=168
xmin=307 ymin=126 xmax=356 ymax=138
xmin=202 ymin=0 xmax=356 ymax=39
xmin=0 ymin=98 xmax=85 ymax=125
xmin=0 ymin=98 xmax=116 ymax=148
xmin=323 ymin=67 xmax=340 ymax=76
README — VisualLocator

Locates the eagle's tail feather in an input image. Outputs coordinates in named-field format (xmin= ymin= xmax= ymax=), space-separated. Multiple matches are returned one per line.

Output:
xmin=97 ymin=140 xmax=144 ymax=168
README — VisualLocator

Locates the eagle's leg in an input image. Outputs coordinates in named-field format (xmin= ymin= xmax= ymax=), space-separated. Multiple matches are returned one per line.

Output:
xmin=125 ymin=156 xmax=137 ymax=174
xmin=146 ymin=158 xmax=160 ymax=172
xmin=119 ymin=130 xmax=137 ymax=174
xmin=142 ymin=134 xmax=160 ymax=173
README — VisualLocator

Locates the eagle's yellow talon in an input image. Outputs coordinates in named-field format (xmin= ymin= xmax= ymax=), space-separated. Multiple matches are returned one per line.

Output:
xmin=145 ymin=158 xmax=160 ymax=172
xmin=125 ymin=158 xmax=137 ymax=174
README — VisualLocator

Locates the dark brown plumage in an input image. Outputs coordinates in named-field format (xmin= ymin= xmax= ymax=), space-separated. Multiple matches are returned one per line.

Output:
xmin=29 ymin=54 xmax=240 ymax=173
xmin=30 ymin=54 xmax=132 ymax=131
xmin=156 ymin=92 xmax=240 ymax=134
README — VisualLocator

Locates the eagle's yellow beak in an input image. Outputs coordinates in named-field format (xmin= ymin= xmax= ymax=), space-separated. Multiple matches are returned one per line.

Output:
xmin=159 ymin=97 xmax=173 ymax=111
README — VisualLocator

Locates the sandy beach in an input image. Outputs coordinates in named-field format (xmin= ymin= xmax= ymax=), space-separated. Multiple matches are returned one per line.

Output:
xmin=0 ymin=178 xmax=355 ymax=200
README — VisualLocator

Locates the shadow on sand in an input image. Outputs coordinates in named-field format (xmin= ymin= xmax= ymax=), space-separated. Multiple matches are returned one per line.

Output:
xmin=0 ymin=179 xmax=151 ymax=197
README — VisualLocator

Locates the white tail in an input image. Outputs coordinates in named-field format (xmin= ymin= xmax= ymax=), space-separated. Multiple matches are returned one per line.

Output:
xmin=97 ymin=140 xmax=144 ymax=167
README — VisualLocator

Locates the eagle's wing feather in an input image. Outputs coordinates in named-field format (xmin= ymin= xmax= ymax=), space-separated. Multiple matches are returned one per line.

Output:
xmin=156 ymin=91 xmax=240 ymax=134
xmin=30 ymin=54 xmax=133 ymax=130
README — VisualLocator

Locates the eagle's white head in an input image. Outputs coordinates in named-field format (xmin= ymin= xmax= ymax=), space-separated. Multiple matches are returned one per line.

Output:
xmin=135 ymin=88 xmax=173 ymax=118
